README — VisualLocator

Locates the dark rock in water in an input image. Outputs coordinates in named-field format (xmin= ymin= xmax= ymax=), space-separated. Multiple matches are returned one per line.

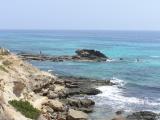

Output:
xmin=116 ymin=110 xmax=124 ymax=115
xmin=78 ymin=107 xmax=93 ymax=113
xmin=67 ymin=98 xmax=81 ymax=107
xmin=67 ymin=89 xmax=81 ymax=96
xmin=67 ymin=88 xmax=101 ymax=96
xmin=75 ymin=49 xmax=108 ymax=59
xmin=65 ymin=83 xmax=79 ymax=88
xmin=119 ymin=58 xmax=124 ymax=60
xmin=80 ymin=88 xmax=102 ymax=95
xmin=80 ymin=98 xmax=95 ymax=107
xmin=126 ymin=111 xmax=159 ymax=120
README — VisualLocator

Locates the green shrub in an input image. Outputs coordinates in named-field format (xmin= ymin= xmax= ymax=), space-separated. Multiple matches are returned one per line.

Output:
xmin=3 ymin=60 xmax=12 ymax=66
xmin=0 ymin=65 xmax=8 ymax=72
xmin=9 ymin=100 xmax=40 ymax=120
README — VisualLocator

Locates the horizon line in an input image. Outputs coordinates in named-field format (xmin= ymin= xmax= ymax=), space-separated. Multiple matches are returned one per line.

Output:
xmin=0 ymin=29 xmax=160 ymax=32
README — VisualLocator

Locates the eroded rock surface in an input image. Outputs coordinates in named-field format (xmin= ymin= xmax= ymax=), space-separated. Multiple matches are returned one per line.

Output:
xmin=67 ymin=109 xmax=88 ymax=120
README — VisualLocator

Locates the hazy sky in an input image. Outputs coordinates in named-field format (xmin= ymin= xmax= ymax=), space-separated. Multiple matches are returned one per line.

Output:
xmin=0 ymin=0 xmax=160 ymax=30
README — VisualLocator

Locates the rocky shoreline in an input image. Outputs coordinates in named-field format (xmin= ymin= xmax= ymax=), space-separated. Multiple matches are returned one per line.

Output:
xmin=0 ymin=47 xmax=160 ymax=120
xmin=18 ymin=49 xmax=109 ymax=62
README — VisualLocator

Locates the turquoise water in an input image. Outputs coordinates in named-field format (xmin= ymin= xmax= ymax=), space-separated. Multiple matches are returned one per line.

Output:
xmin=0 ymin=30 xmax=160 ymax=119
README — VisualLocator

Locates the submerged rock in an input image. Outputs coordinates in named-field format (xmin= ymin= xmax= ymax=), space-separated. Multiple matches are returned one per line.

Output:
xmin=78 ymin=108 xmax=93 ymax=113
xmin=126 ymin=111 xmax=159 ymax=120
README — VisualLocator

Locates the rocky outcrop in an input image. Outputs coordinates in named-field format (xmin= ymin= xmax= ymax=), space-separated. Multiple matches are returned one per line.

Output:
xmin=66 ymin=98 xmax=95 ymax=113
xmin=75 ymin=49 xmax=108 ymax=60
xmin=47 ymin=100 xmax=65 ymax=112
xmin=126 ymin=111 xmax=159 ymax=120
xmin=18 ymin=49 xmax=109 ymax=62
xmin=67 ymin=98 xmax=95 ymax=108
xmin=67 ymin=109 xmax=88 ymax=120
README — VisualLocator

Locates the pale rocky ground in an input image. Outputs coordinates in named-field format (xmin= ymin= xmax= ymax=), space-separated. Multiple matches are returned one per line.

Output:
xmin=0 ymin=48 xmax=88 ymax=120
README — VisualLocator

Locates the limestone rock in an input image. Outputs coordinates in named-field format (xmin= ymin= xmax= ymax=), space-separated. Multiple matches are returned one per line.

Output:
xmin=47 ymin=91 xmax=58 ymax=99
xmin=67 ymin=98 xmax=95 ymax=108
xmin=67 ymin=109 xmax=88 ymax=120
xmin=47 ymin=100 xmax=64 ymax=112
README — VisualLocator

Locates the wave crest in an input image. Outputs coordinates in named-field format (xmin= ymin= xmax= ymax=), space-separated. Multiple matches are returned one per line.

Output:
xmin=96 ymin=77 xmax=160 ymax=109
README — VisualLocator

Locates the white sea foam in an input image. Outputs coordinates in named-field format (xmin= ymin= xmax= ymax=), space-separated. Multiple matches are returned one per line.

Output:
xmin=150 ymin=56 xmax=160 ymax=58
xmin=110 ymin=77 xmax=125 ymax=87
xmin=96 ymin=77 xmax=160 ymax=107
xmin=106 ymin=59 xmax=115 ymax=62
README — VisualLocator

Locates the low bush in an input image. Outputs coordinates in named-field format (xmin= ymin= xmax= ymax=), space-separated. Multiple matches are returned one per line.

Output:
xmin=3 ymin=60 xmax=12 ymax=66
xmin=9 ymin=100 xmax=40 ymax=120
xmin=0 ymin=65 xmax=8 ymax=72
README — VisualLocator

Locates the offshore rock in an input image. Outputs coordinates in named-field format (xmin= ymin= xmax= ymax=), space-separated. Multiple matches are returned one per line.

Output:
xmin=75 ymin=49 xmax=107 ymax=59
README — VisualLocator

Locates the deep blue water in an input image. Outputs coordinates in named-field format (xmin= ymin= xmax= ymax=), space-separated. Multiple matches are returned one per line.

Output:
xmin=0 ymin=30 xmax=160 ymax=119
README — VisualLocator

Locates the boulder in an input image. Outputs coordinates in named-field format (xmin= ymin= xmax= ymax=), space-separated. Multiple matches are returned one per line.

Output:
xmin=67 ymin=98 xmax=95 ymax=108
xmin=47 ymin=91 xmax=58 ymax=99
xmin=42 ymin=105 xmax=54 ymax=113
xmin=47 ymin=100 xmax=64 ymax=112
xmin=0 ymin=48 xmax=10 ymax=55
xmin=49 ymin=84 xmax=55 ymax=91
xmin=41 ymin=88 xmax=49 ymax=96
xmin=37 ymin=114 xmax=49 ymax=120
xmin=67 ymin=98 xmax=81 ymax=107
xmin=126 ymin=111 xmax=159 ymax=120
xmin=80 ymin=98 xmax=95 ymax=107
xmin=67 ymin=109 xmax=88 ymax=120
xmin=58 ymin=90 xmax=67 ymax=99
xmin=81 ymin=88 xmax=102 ymax=95
xmin=75 ymin=49 xmax=108 ymax=60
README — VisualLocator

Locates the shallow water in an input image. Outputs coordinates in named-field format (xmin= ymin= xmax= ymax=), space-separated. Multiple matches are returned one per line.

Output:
xmin=0 ymin=30 xmax=160 ymax=119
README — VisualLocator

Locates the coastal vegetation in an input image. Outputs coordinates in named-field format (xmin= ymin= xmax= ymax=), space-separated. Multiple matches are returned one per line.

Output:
xmin=0 ymin=65 xmax=8 ymax=72
xmin=2 ymin=60 xmax=12 ymax=66
xmin=9 ymin=100 xmax=40 ymax=119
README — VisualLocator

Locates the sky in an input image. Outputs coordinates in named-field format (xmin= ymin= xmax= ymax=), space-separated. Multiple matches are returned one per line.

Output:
xmin=0 ymin=0 xmax=160 ymax=30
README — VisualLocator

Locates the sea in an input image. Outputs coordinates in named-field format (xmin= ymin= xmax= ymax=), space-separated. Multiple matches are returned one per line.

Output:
xmin=0 ymin=30 xmax=160 ymax=120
